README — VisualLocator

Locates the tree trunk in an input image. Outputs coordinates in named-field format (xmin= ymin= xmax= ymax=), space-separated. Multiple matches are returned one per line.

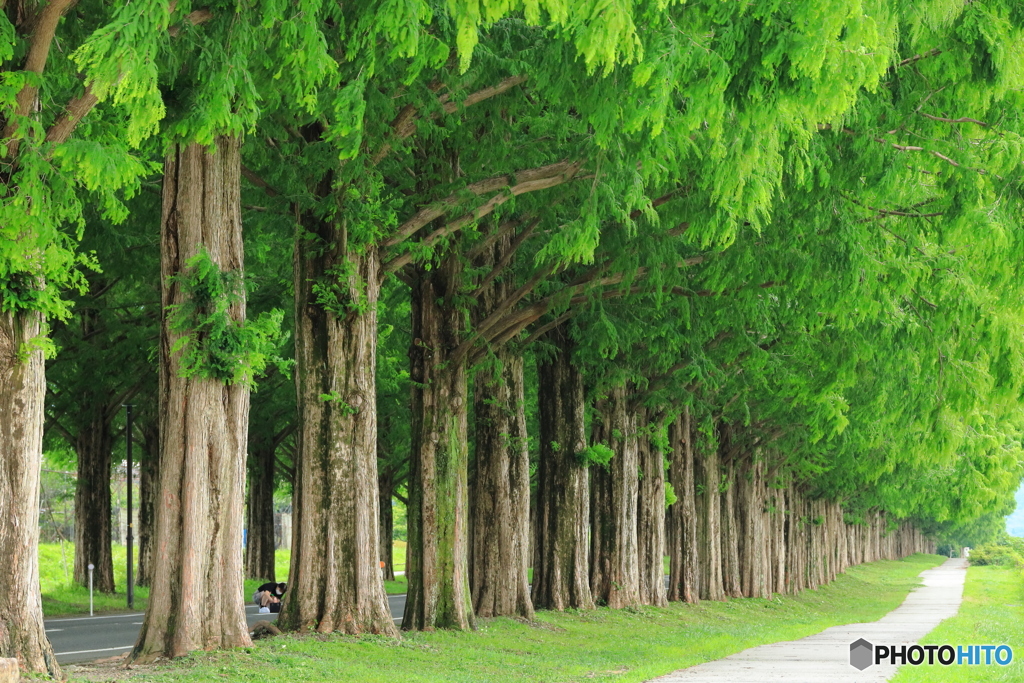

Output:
xmin=0 ymin=310 xmax=61 ymax=679
xmin=531 ymin=324 xmax=594 ymax=611
xmin=636 ymin=410 xmax=667 ymax=607
xmin=737 ymin=458 xmax=769 ymax=599
xmin=720 ymin=458 xmax=742 ymax=598
xmin=245 ymin=446 xmax=276 ymax=582
xmin=696 ymin=435 xmax=724 ymax=601
xmin=403 ymin=256 xmax=474 ymax=631
xmin=589 ymin=385 xmax=641 ymax=609
xmin=130 ymin=137 xmax=252 ymax=662
xmin=667 ymin=409 xmax=698 ymax=603
xmin=770 ymin=485 xmax=786 ymax=595
xmin=136 ymin=420 xmax=159 ymax=588
xmin=378 ymin=465 xmax=395 ymax=582
xmin=278 ymin=200 xmax=395 ymax=636
xmin=470 ymin=350 xmax=533 ymax=618
xmin=72 ymin=405 xmax=115 ymax=593
xmin=468 ymin=231 xmax=533 ymax=620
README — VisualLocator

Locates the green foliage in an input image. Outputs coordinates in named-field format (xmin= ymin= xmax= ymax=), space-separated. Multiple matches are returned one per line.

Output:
xmin=576 ymin=442 xmax=615 ymax=468
xmin=664 ymin=480 xmax=678 ymax=508
xmin=969 ymin=538 xmax=1024 ymax=568
xmin=168 ymin=250 xmax=287 ymax=386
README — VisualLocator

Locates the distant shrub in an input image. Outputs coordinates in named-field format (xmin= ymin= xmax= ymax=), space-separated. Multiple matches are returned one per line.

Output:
xmin=968 ymin=538 xmax=1024 ymax=568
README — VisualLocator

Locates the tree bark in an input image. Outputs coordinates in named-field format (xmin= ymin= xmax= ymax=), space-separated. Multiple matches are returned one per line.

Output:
xmin=469 ymin=231 xmax=532 ymax=620
xmin=278 ymin=202 xmax=395 ymax=636
xmin=667 ymin=409 xmax=698 ymax=603
xmin=403 ymin=256 xmax=474 ymax=631
xmin=720 ymin=457 xmax=742 ymax=598
xmin=531 ymin=324 xmax=594 ymax=611
xmin=470 ymin=350 xmax=533 ymax=618
xmin=737 ymin=458 xmax=769 ymax=599
xmin=636 ymin=410 xmax=667 ymax=607
xmin=696 ymin=434 xmax=724 ymax=601
xmin=136 ymin=420 xmax=159 ymax=588
xmin=0 ymin=310 xmax=61 ymax=679
xmin=130 ymin=137 xmax=252 ymax=662
xmin=589 ymin=385 xmax=641 ymax=609
xmin=72 ymin=404 xmax=115 ymax=593
xmin=245 ymin=445 xmax=276 ymax=582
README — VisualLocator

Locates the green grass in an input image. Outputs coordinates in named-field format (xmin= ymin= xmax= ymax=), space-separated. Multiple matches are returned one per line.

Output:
xmin=39 ymin=542 xmax=150 ymax=617
xmin=69 ymin=553 xmax=947 ymax=682
xmin=890 ymin=564 xmax=1024 ymax=683
xmin=41 ymin=542 xmax=411 ymax=617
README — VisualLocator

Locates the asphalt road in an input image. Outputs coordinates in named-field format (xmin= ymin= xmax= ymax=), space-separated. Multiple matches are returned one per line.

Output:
xmin=47 ymin=594 xmax=407 ymax=664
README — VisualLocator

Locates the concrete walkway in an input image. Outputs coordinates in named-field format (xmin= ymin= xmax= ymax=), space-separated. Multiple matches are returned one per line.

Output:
xmin=650 ymin=558 xmax=968 ymax=682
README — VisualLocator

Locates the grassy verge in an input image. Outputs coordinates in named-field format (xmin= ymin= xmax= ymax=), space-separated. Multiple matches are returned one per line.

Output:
xmin=68 ymin=553 xmax=946 ymax=683
xmin=42 ymin=541 xmax=410 ymax=618
xmin=40 ymin=543 xmax=150 ymax=617
xmin=890 ymin=564 xmax=1024 ymax=683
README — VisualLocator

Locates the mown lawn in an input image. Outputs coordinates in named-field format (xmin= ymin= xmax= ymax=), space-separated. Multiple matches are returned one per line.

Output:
xmin=890 ymin=564 xmax=1024 ymax=683
xmin=41 ymin=541 xmax=410 ymax=618
xmin=66 ymin=553 xmax=946 ymax=683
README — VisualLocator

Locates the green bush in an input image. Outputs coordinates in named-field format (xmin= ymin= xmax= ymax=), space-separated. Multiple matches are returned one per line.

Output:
xmin=968 ymin=538 xmax=1024 ymax=568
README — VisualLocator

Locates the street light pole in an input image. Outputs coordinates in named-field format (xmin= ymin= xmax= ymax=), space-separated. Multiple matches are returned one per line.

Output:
xmin=125 ymin=404 xmax=134 ymax=609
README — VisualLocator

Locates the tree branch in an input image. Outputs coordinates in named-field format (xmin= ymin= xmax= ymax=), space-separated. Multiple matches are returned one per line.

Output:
xmin=4 ymin=0 xmax=78 ymax=155
xmin=470 ymin=217 xmax=540 ymax=297
xmin=382 ymin=161 xmax=577 ymax=250
xmin=381 ymin=161 xmax=581 ymax=274
xmin=372 ymin=75 xmax=528 ymax=165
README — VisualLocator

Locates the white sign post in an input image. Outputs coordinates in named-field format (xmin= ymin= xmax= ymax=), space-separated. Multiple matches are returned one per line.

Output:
xmin=87 ymin=563 xmax=94 ymax=616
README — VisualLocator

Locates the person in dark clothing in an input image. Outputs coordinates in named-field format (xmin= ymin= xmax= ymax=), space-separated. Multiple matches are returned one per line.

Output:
xmin=253 ymin=581 xmax=287 ymax=613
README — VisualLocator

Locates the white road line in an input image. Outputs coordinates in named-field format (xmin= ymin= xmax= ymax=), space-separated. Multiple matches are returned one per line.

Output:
xmin=46 ymin=613 xmax=144 ymax=624
xmin=55 ymin=645 xmax=133 ymax=656
xmin=44 ymin=629 xmax=63 ymax=633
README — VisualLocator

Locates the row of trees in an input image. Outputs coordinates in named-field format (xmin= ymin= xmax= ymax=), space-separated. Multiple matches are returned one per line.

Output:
xmin=2 ymin=1 xmax=1023 ymax=678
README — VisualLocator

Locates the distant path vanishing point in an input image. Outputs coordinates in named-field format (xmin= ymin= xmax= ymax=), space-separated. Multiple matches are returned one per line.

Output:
xmin=650 ymin=557 xmax=968 ymax=683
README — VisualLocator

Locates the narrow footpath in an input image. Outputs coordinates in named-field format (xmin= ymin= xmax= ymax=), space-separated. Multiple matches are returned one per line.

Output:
xmin=651 ymin=557 xmax=968 ymax=682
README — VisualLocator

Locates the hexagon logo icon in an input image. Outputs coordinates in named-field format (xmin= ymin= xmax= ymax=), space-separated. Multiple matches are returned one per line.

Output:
xmin=850 ymin=638 xmax=873 ymax=670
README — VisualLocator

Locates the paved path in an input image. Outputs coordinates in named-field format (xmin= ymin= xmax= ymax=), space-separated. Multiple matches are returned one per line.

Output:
xmin=47 ymin=594 xmax=408 ymax=664
xmin=650 ymin=558 xmax=968 ymax=682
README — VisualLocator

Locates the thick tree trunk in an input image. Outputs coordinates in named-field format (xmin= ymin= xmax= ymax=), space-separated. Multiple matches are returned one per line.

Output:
xmin=720 ymin=458 xmax=742 ymax=598
xmin=378 ymin=466 xmax=395 ymax=582
xmin=470 ymin=350 xmax=533 ymax=618
xmin=667 ymin=409 xmax=698 ymax=603
xmin=404 ymin=257 xmax=474 ymax=631
xmin=589 ymin=386 xmax=641 ymax=609
xmin=770 ymin=485 xmax=786 ymax=595
xmin=0 ymin=310 xmax=61 ymax=679
xmin=136 ymin=420 xmax=159 ymax=588
xmin=72 ymin=406 xmax=115 ymax=593
xmin=278 ymin=202 xmax=395 ymax=636
xmin=130 ymin=137 xmax=252 ymax=662
xmin=696 ymin=436 xmax=724 ymax=601
xmin=737 ymin=458 xmax=769 ymax=599
xmin=468 ymin=232 xmax=532 ymax=619
xmin=245 ymin=446 xmax=276 ymax=582
xmin=636 ymin=410 xmax=667 ymax=607
xmin=531 ymin=324 xmax=594 ymax=611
